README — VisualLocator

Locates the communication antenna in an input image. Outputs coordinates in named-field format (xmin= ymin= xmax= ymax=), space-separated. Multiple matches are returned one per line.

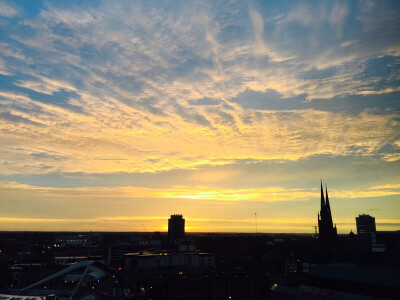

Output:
xmin=142 ymin=223 xmax=147 ymax=232
xmin=254 ymin=212 xmax=258 ymax=235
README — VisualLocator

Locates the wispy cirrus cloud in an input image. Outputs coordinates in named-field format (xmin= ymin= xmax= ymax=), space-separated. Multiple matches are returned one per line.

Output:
xmin=1 ymin=88 xmax=398 ymax=174
xmin=1 ymin=180 xmax=399 ymax=202
xmin=0 ymin=2 xmax=18 ymax=17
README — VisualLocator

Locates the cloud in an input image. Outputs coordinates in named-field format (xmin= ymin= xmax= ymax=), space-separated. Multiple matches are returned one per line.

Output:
xmin=0 ymin=42 xmax=30 ymax=62
xmin=0 ymin=111 xmax=44 ymax=127
xmin=0 ymin=2 xmax=18 ymax=17
xmin=300 ymin=67 xmax=338 ymax=80
xmin=1 ymin=85 xmax=399 ymax=175
xmin=230 ymin=88 xmax=305 ymax=110
xmin=357 ymin=87 xmax=400 ymax=95
xmin=231 ymin=88 xmax=400 ymax=114
xmin=333 ymin=184 xmax=400 ymax=199
xmin=1 ymin=154 xmax=398 ymax=193
xmin=1 ymin=180 xmax=399 ymax=203
xmin=0 ymin=181 xmax=309 ymax=202
xmin=15 ymin=80 xmax=62 ymax=95
xmin=0 ymin=58 xmax=10 ymax=75
xmin=188 ymin=97 xmax=222 ymax=106
xmin=3 ymin=0 xmax=398 ymax=105
xmin=15 ymin=76 xmax=77 ymax=94
xmin=248 ymin=6 xmax=293 ymax=63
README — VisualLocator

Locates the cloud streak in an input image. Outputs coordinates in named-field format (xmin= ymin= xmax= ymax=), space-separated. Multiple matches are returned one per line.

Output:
xmin=1 ymin=181 xmax=399 ymax=202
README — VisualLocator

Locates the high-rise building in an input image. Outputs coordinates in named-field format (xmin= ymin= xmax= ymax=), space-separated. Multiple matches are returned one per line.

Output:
xmin=356 ymin=214 xmax=377 ymax=250
xmin=168 ymin=214 xmax=185 ymax=244
xmin=318 ymin=182 xmax=337 ymax=243
xmin=356 ymin=214 xmax=376 ymax=235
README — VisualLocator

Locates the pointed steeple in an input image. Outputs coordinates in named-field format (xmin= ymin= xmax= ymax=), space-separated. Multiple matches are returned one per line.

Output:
xmin=318 ymin=181 xmax=338 ymax=244
xmin=325 ymin=184 xmax=331 ymax=213
xmin=325 ymin=184 xmax=334 ymax=227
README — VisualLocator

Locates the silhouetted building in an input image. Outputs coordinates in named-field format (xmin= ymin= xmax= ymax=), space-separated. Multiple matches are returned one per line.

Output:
xmin=168 ymin=214 xmax=185 ymax=244
xmin=271 ymin=263 xmax=400 ymax=299
xmin=376 ymin=231 xmax=400 ymax=252
xmin=317 ymin=182 xmax=337 ymax=243
xmin=55 ymin=233 xmax=88 ymax=246
xmin=124 ymin=250 xmax=215 ymax=270
xmin=356 ymin=214 xmax=380 ymax=251
xmin=356 ymin=214 xmax=376 ymax=236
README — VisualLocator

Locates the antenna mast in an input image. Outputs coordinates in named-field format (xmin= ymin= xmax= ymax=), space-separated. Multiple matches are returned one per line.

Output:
xmin=254 ymin=212 xmax=258 ymax=235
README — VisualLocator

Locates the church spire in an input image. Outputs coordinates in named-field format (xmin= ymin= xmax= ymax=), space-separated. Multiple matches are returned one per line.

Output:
xmin=318 ymin=181 xmax=337 ymax=244
xmin=325 ymin=184 xmax=334 ymax=227
xmin=325 ymin=184 xmax=331 ymax=213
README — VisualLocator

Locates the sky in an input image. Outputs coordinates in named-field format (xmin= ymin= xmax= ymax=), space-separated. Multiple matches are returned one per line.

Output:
xmin=0 ymin=0 xmax=399 ymax=233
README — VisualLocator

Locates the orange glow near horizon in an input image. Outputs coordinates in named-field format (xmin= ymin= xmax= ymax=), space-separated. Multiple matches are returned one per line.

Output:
xmin=0 ymin=180 xmax=399 ymax=232
xmin=1 ymin=216 xmax=399 ymax=234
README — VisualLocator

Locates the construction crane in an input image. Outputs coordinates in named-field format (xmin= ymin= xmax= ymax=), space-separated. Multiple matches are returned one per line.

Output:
xmin=312 ymin=226 xmax=318 ymax=238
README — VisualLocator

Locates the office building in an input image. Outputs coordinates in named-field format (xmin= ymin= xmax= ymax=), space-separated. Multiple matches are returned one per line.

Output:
xmin=356 ymin=214 xmax=378 ymax=251
xmin=168 ymin=214 xmax=185 ymax=244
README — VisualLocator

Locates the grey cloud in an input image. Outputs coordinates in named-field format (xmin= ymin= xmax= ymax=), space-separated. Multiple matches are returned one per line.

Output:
xmin=230 ymin=88 xmax=400 ymax=115
xmin=356 ymin=1 xmax=400 ymax=55
xmin=356 ymin=56 xmax=400 ymax=79
xmin=136 ymin=97 xmax=166 ymax=116
xmin=310 ymin=93 xmax=400 ymax=115
xmin=173 ymin=102 xmax=213 ymax=128
xmin=230 ymin=89 xmax=306 ymax=111
xmin=3 ymin=154 xmax=399 ymax=191
xmin=190 ymin=113 xmax=213 ymax=128
xmin=300 ymin=67 xmax=338 ymax=80
xmin=0 ymin=111 xmax=44 ymax=127
xmin=188 ymin=97 xmax=221 ymax=106
xmin=222 ymin=103 xmax=234 ymax=110
xmin=30 ymin=152 xmax=68 ymax=160
xmin=208 ymin=108 xmax=237 ymax=127
xmin=353 ymin=55 xmax=400 ymax=91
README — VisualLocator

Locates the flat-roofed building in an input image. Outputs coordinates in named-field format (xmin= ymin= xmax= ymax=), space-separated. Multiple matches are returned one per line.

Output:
xmin=356 ymin=214 xmax=378 ymax=251
xmin=168 ymin=214 xmax=185 ymax=245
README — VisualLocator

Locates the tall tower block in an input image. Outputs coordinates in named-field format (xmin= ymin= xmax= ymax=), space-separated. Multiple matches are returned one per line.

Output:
xmin=168 ymin=214 xmax=185 ymax=244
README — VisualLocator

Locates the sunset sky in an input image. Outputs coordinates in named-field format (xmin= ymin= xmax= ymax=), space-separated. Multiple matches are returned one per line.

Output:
xmin=0 ymin=0 xmax=399 ymax=233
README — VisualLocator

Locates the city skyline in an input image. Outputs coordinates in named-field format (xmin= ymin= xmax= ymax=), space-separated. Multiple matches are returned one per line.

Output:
xmin=0 ymin=1 xmax=399 ymax=233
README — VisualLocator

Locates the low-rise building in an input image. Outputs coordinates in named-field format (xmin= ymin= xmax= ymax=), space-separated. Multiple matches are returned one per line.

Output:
xmin=124 ymin=250 xmax=215 ymax=270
